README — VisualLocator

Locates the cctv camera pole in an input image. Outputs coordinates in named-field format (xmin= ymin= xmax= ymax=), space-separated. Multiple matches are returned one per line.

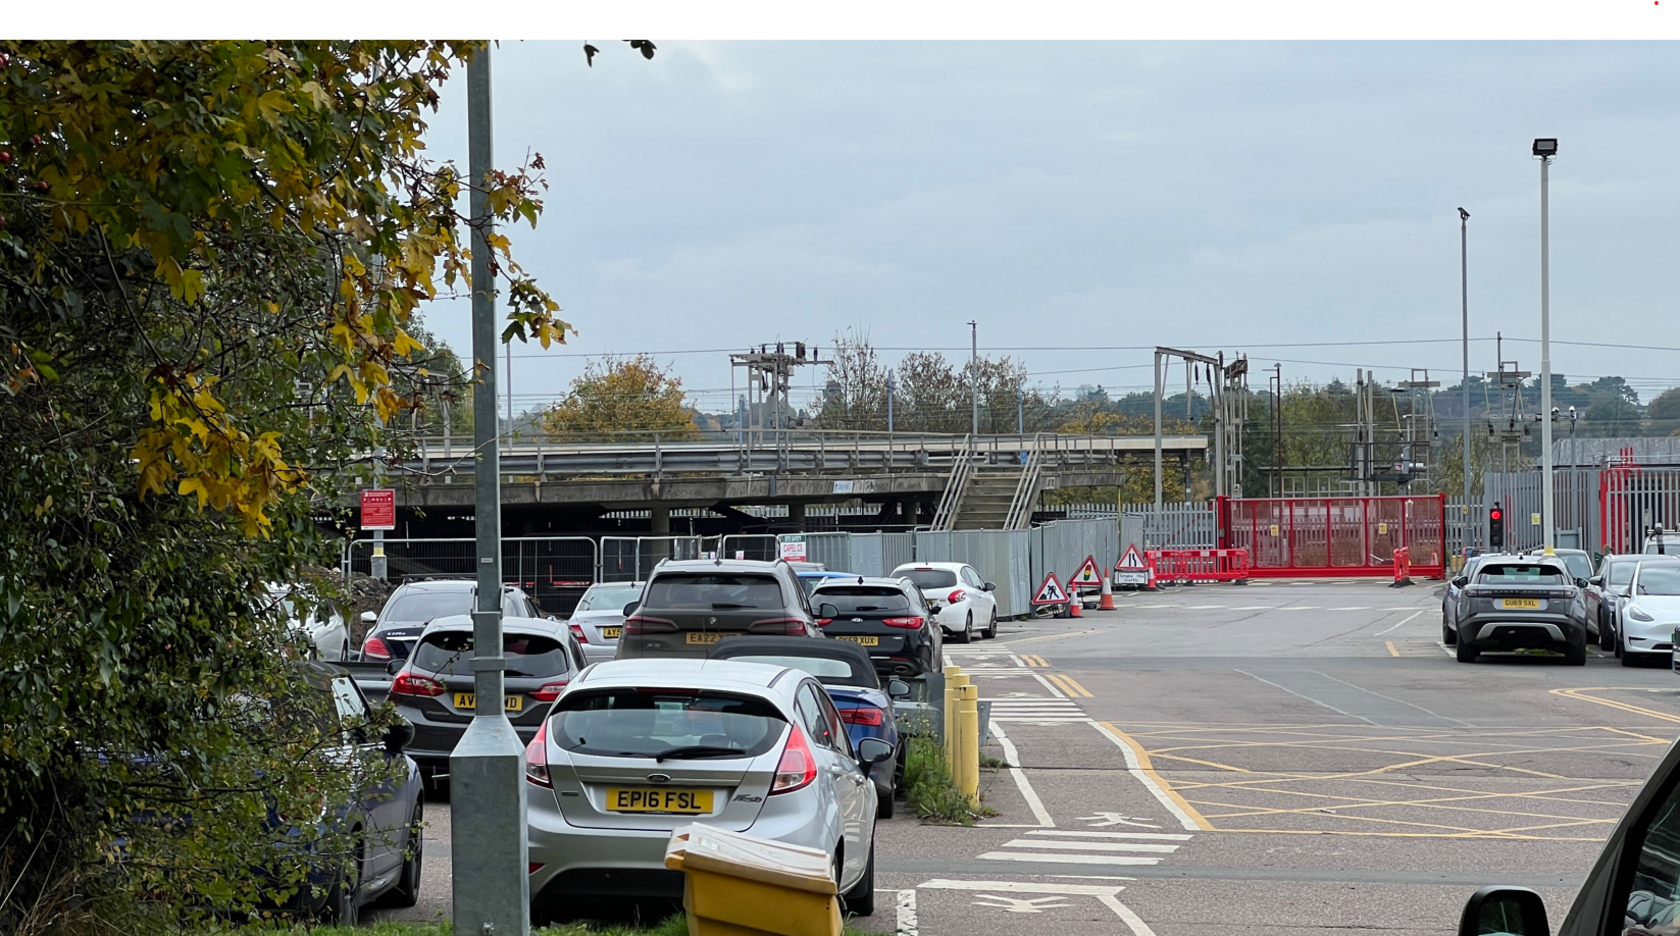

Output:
xmin=1459 ymin=208 xmax=1473 ymax=555
xmin=1536 ymin=139 xmax=1556 ymax=553
xmin=452 ymin=45 xmax=531 ymax=936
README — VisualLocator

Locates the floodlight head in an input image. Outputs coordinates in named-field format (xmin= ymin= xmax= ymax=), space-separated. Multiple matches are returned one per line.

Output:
xmin=1458 ymin=207 xmax=1470 ymax=221
xmin=1532 ymin=137 xmax=1558 ymax=157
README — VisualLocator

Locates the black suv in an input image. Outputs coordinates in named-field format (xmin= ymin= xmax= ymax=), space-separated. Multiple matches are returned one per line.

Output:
xmin=361 ymin=578 xmax=546 ymax=663
xmin=617 ymin=559 xmax=820 ymax=659
xmin=1449 ymin=556 xmax=1590 ymax=665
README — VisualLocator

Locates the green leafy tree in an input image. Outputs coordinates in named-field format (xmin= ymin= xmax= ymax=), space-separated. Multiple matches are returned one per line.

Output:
xmin=540 ymin=355 xmax=699 ymax=442
xmin=0 ymin=40 xmax=579 ymax=931
xmin=1586 ymin=397 xmax=1641 ymax=437
xmin=1648 ymin=387 xmax=1680 ymax=437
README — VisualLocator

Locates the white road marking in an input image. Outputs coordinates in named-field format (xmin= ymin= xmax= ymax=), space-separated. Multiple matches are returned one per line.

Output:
xmin=1092 ymin=722 xmax=1203 ymax=831
xmin=920 ymin=879 xmax=1124 ymax=896
xmin=1001 ymin=839 xmax=1181 ymax=853
xmin=1376 ymin=609 xmax=1425 ymax=635
xmin=1028 ymin=830 xmax=1191 ymax=841
xmin=1235 ymin=668 xmax=1368 ymax=724
xmin=1077 ymin=813 xmax=1164 ymax=828
xmin=988 ymin=720 xmax=1055 ymax=827
xmin=978 ymin=851 xmax=1164 ymax=866
xmin=971 ymin=895 xmax=1073 ymax=913
xmin=1099 ymin=893 xmax=1161 ymax=936
xmin=896 ymin=888 xmax=918 ymax=936
xmin=1328 ymin=606 xmax=1371 ymax=611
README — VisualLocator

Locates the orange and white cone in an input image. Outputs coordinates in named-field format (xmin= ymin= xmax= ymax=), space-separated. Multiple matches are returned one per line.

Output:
xmin=1099 ymin=573 xmax=1115 ymax=610
xmin=1069 ymin=594 xmax=1083 ymax=617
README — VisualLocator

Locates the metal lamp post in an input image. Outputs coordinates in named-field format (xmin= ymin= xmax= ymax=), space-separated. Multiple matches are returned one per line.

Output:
xmin=1459 ymin=207 xmax=1473 ymax=553
xmin=968 ymin=320 xmax=979 ymax=437
xmin=451 ymin=46 xmax=531 ymax=936
xmin=1534 ymin=137 xmax=1558 ymax=553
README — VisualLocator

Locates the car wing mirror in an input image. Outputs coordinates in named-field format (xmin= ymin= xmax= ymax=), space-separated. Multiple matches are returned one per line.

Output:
xmin=1576 ymin=577 xmax=1589 ymax=589
xmin=1452 ymin=576 xmax=1469 ymax=588
xmin=622 ymin=601 xmax=639 ymax=617
xmin=386 ymin=659 xmax=405 ymax=676
xmin=887 ymin=678 xmax=911 ymax=699
xmin=360 ymin=610 xmax=378 ymax=624
xmin=982 ymin=582 xmax=996 ymax=592
xmin=818 ymin=603 xmax=840 ymax=619
xmin=1458 ymin=886 xmax=1548 ymax=936
xmin=1589 ymin=575 xmax=1603 ymax=586
xmin=856 ymin=737 xmax=894 ymax=767
xmin=382 ymin=715 xmax=415 ymax=754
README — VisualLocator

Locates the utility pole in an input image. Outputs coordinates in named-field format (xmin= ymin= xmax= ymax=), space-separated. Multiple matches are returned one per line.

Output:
xmin=1534 ymin=137 xmax=1558 ymax=552
xmin=506 ymin=340 xmax=513 ymax=442
xmin=1153 ymin=350 xmax=1164 ymax=510
xmin=1271 ymin=364 xmax=1283 ymax=498
xmin=886 ymin=369 xmax=895 ymax=435
xmin=451 ymin=46 xmax=530 ymax=936
xmin=1459 ymin=207 xmax=1473 ymax=552
xmin=969 ymin=320 xmax=979 ymax=438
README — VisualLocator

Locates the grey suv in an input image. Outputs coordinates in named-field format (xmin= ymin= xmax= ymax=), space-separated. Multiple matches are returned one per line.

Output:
xmin=1450 ymin=556 xmax=1590 ymax=665
xmin=616 ymin=559 xmax=820 ymax=659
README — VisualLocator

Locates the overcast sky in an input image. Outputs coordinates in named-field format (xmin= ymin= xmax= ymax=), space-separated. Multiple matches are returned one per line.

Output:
xmin=415 ymin=41 xmax=1680 ymax=417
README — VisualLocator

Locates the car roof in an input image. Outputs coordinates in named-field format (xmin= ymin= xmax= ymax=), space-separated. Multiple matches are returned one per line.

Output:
xmin=575 ymin=658 xmax=800 ymax=695
xmin=706 ymin=636 xmax=882 ymax=688
xmin=653 ymin=559 xmax=790 ymax=574
xmin=893 ymin=562 xmax=966 ymax=571
xmin=392 ymin=578 xmax=524 ymax=594
xmin=583 ymin=580 xmax=645 ymax=589
xmin=799 ymin=570 xmax=856 ymax=579
xmin=418 ymin=613 xmax=563 ymax=637
xmin=811 ymin=576 xmax=912 ymax=590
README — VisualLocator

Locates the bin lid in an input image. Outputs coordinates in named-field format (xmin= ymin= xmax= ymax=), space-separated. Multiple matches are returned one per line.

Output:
xmin=664 ymin=823 xmax=838 ymax=895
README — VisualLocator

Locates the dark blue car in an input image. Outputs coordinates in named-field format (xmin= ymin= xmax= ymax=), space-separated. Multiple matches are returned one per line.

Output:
xmin=707 ymin=637 xmax=908 ymax=818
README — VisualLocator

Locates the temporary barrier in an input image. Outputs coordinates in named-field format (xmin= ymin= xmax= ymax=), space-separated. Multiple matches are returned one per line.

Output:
xmin=341 ymin=536 xmax=599 ymax=615
xmin=600 ymin=536 xmax=705 ymax=581
xmin=1145 ymin=548 xmax=1252 ymax=584
xmin=1222 ymin=495 xmax=1446 ymax=580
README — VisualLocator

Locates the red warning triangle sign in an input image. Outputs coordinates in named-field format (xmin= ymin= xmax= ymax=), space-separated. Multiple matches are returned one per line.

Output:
xmin=1069 ymin=555 xmax=1103 ymax=587
xmin=1116 ymin=544 xmax=1148 ymax=572
xmin=1033 ymin=572 xmax=1069 ymax=605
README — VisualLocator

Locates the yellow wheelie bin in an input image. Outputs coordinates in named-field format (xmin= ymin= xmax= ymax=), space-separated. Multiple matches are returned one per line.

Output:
xmin=663 ymin=824 xmax=843 ymax=936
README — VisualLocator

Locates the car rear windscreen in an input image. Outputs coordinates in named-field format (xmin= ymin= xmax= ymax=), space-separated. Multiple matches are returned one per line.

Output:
xmin=1638 ymin=567 xmax=1680 ymax=597
xmin=720 ymin=654 xmax=873 ymax=687
xmin=382 ymin=590 xmax=474 ymax=623
xmin=411 ymin=631 xmax=571 ymax=678
xmin=812 ymin=587 xmax=911 ymax=615
xmin=898 ymin=569 xmax=958 ymax=589
xmin=1476 ymin=564 xmax=1567 ymax=584
xmin=549 ymin=688 xmax=786 ymax=759
xmin=643 ymin=574 xmax=784 ymax=610
xmin=576 ymin=583 xmax=643 ymax=612
xmin=1556 ymin=554 xmax=1592 ymax=579
xmin=1611 ymin=562 xmax=1637 ymax=586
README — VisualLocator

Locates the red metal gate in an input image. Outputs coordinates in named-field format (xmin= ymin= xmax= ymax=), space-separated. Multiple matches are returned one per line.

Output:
xmin=1220 ymin=494 xmax=1446 ymax=580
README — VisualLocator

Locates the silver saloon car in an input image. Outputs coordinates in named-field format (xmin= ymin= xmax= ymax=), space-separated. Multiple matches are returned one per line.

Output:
xmin=566 ymin=581 xmax=645 ymax=667
xmin=523 ymin=658 xmax=890 ymax=922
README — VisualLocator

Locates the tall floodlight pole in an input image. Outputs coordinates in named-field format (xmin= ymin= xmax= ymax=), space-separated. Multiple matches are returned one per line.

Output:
xmin=452 ymin=45 xmax=530 ymax=936
xmin=1534 ymin=137 xmax=1558 ymax=553
xmin=1459 ymin=207 xmax=1473 ymax=553
xmin=968 ymin=320 xmax=979 ymax=437
xmin=1153 ymin=350 xmax=1164 ymax=510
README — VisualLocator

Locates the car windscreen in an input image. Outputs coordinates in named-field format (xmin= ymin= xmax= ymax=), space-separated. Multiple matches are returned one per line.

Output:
xmin=717 ymin=654 xmax=875 ymax=687
xmin=1638 ymin=567 xmax=1680 ymax=597
xmin=576 ymin=584 xmax=642 ymax=612
xmin=381 ymin=590 xmax=474 ymax=623
xmin=1556 ymin=554 xmax=1592 ymax=579
xmin=1611 ymin=562 xmax=1637 ymax=586
xmin=642 ymin=574 xmax=784 ymax=610
xmin=1475 ymin=564 xmax=1567 ymax=584
xmin=411 ymin=630 xmax=571 ymax=678
xmin=898 ymin=569 xmax=958 ymax=589
xmin=549 ymin=688 xmax=786 ymax=759
xmin=811 ymin=587 xmax=911 ymax=615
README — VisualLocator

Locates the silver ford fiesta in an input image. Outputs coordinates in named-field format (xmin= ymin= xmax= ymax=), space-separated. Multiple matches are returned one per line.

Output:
xmin=523 ymin=658 xmax=891 ymax=922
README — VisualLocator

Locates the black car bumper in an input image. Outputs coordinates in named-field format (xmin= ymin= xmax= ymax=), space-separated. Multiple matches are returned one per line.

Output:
xmin=1460 ymin=614 xmax=1583 ymax=650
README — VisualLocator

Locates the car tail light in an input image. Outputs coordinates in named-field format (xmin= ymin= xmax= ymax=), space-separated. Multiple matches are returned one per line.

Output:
xmin=528 ymin=863 xmax=545 ymax=874
xmin=391 ymin=672 xmax=445 ymax=697
xmin=748 ymin=617 xmax=807 ymax=635
xmin=361 ymin=637 xmax=392 ymax=661
xmin=1545 ymin=588 xmax=1576 ymax=598
xmin=530 ymin=680 xmax=569 ymax=702
xmin=770 ymin=724 xmax=817 ymax=795
xmin=623 ymin=614 xmax=677 ymax=634
xmin=569 ymin=624 xmax=589 ymax=644
xmin=816 ymin=618 xmax=833 ymax=628
xmin=524 ymin=722 xmax=551 ymax=787
xmin=947 ymin=589 xmax=966 ymax=606
xmin=838 ymin=707 xmax=884 ymax=726
xmin=881 ymin=616 xmax=923 ymax=629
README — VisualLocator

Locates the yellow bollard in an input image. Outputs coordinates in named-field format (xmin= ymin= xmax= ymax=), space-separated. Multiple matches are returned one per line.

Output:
xmin=943 ymin=666 xmax=965 ymax=761
xmin=955 ymin=684 xmax=980 ymax=806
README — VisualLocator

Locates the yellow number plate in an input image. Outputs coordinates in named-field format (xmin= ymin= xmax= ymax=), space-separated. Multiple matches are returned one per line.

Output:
xmin=453 ymin=692 xmax=524 ymax=713
xmin=600 ymin=626 xmax=622 ymax=639
xmin=606 ymin=787 xmax=714 ymax=814
xmin=834 ymin=635 xmax=880 ymax=646
xmin=685 ymin=632 xmax=736 ymax=645
xmin=1498 ymin=598 xmax=1543 ymax=610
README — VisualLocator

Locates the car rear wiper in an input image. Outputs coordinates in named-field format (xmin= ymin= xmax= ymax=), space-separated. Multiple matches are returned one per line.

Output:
xmin=709 ymin=603 xmax=755 ymax=610
xmin=653 ymin=744 xmax=749 ymax=762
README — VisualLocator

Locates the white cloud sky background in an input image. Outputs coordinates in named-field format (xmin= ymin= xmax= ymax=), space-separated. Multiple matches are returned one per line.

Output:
xmin=413 ymin=41 xmax=1680 ymax=416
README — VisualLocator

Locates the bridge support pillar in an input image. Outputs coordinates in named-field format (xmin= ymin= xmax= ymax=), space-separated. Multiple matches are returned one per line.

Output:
xmin=788 ymin=501 xmax=806 ymax=532
xmin=650 ymin=504 xmax=671 ymax=537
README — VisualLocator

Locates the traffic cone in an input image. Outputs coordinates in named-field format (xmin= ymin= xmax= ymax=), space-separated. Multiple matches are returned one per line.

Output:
xmin=1069 ymin=594 xmax=1083 ymax=617
xmin=1099 ymin=573 xmax=1115 ymax=610
xmin=1144 ymin=555 xmax=1159 ymax=592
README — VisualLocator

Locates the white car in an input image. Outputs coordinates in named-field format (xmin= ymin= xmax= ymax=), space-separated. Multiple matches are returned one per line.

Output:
xmin=888 ymin=562 xmax=998 ymax=642
xmin=266 ymin=584 xmax=350 ymax=661
xmin=1621 ymin=560 xmax=1680 ymax=665
xmin=524 ymin=658 xmax=890 ymax=922
xmin=566 ymin=581 xmax=646 ymax=666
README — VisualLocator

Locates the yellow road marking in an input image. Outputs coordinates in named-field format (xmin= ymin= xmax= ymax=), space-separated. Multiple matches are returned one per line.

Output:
xmin=1007 ymin=629 xmax=1099 ymax=646
xmin=1386 ymin=640 xmax=1400 ymax=657
xmin=1098 ymin=722 xmax=1214 ymax=831
xmin=1552 ymin=687 xmax=1680 ymax=725
xmin=1020 ymin=654 xmax=1049 ymax=668
xmin=1048 ymin=673 xmax=1094 ymax=698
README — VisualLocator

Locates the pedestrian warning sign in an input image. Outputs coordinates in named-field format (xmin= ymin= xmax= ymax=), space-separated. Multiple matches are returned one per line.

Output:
xmin=1114 ymin=544 xmax=1149 ymax=587
xmin=1032 ymin=573 xmax=1069 ymax=606
xmin=1069 ymin=555 xmax=1103 ymax=588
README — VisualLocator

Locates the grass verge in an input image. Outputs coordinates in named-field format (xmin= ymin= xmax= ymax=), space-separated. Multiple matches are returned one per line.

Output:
xmin=902 ymin=735 xmax=996 ymax=825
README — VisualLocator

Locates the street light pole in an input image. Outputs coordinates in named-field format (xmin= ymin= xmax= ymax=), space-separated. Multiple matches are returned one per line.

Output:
xmin=1459 ymin=207 xmax=1473 ymax=552
xmin=451 ymin=45 xmax=530 ymax=936
xmin=1534 ymin=138 xmax=1558 ymax=553
xmin=968 ymin=320 xmax=979 ymax=438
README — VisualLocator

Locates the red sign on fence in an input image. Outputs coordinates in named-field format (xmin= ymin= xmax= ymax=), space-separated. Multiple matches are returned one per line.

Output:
xmin=360 ymin=489 xmax=396 ymax=531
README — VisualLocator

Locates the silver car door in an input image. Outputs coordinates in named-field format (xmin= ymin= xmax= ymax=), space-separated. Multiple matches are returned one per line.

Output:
xmin=804 ymin=682 xmax=870 ymax=885
xmin=331 ymin=676 xmax=403 ymax=877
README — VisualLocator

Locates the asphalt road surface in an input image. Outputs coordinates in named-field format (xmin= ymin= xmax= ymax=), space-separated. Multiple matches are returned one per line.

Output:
xmin=370 ymin=578 xmax=1680 ymax=934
